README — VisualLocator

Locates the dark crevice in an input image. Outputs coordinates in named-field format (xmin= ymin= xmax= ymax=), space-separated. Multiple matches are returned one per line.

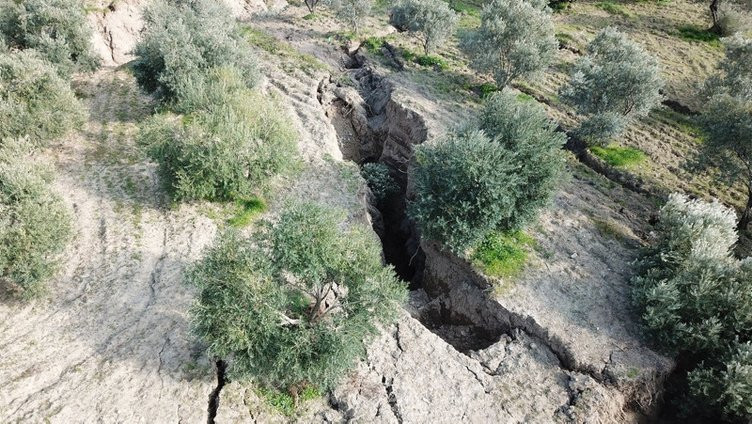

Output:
xmin=382 ymin=376 xmax=403 ymax=424
xmin=207 ymin=360 xmax=227 ymax=424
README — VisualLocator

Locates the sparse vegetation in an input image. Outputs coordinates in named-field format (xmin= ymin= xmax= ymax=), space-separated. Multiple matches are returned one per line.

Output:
xmin=0 ymin=138 xmax=72 ymax=298
xmin=595 ymin=1 xmax=632 ymax=17
xmin=633 ymin=194 xmax=752 ymax=421
xmin=133 ymin=0 xmax=259 ymax=101
xmin=461 ymin=0 xmax=558 ymax=88
xmin=189 ymin=202 xmax=407 ymax=391
xmin=409 ymin=92 xmax=564 ymax=252
xmin=561 ymin=27 xmax=663 ymax=145
xmin=389 ymin=0 xmax=458 ymax=54
xmin=0 ymin=49 xmax=86 ymax=145
xmin=0 ymin=0 xmax=99 ymax=75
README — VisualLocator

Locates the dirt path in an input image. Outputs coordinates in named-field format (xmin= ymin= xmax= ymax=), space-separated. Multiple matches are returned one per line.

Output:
xmin=0 ymin=68 xmax=217 ymax=423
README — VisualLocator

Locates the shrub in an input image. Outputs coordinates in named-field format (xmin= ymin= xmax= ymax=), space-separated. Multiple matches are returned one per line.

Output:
xmin=361 ymin=162 xmax=399 ymax=203
xmin=331 ymin=0 xmax=373 ymax=33
xmin=410 ymin=93 xmax=563 ymax=252
xmin=0 ymin=138 xmax=72 ymax=298
xmin=139 ymin=68 xmax=298 ymax=202
xmin=189 ymin=202 xmax=407 ymax=391
xmin=561 ymin=27 xmax=663 ymax=146
xmin=0 ymin=0 xmax=99 ymax=75
xmin=132 ymin=0 xmax=259 ymax=101
xmin=633 ymin=193 xmax=752 ymax=419
xmin=461 ymin=0 xmax=558 ymax=88
xmin=689 ymin=341 xmax=752 ymax=420
xmin=0 ymin=49 xmax=86 ymax=145
xmin=389 ymin=0 xmax=458 ymax=54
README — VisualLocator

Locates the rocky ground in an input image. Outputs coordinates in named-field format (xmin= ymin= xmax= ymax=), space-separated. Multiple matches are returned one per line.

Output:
xmin=0 ymin=0 xmax=686 ymax=422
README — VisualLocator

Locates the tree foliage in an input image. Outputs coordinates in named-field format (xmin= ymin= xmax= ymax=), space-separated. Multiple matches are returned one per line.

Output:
xmin=138 ymin=68 xmax=298 ymax=202
xmin=0 ymin=48 xmax=85 ymax=145
xmin=697 ymin=36 xmax=752 ymax=231
xmin=690 ymin=341 xmax=752 ymax=419
xmin=189 ymin=202 xmax=407 ymax=390
xmin=133 ymin=0 xmax=259 ymax=101
xmin=633 ymin=194 xmax=752 ymax=420
xmin=332 ymin=0 xmax=373 ymax=33
xmin=561 ymin=27 xmax=663 ymax=145
xmin=361 ymin=162 xmax=399 ymax=204
xmin=389 ymin=0 xmax=457 ymax=54
xmin=0 ymin=138 xmax=72 ymax=298
xmin=461 ymin=0 xmax=557 ymax=88
xmin=0 ymin=0 xmax=99 ymax=75
xmin=409 ymin=91 xmax=565 ymax=252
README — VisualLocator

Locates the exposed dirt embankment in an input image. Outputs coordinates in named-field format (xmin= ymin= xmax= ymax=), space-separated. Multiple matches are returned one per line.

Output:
xmin=320 ymin=50 xmax=675 ymax=421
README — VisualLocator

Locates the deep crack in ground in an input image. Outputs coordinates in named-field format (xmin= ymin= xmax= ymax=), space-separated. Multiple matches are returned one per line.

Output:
xmin=207 ymin=360 xmax=227 ymax=424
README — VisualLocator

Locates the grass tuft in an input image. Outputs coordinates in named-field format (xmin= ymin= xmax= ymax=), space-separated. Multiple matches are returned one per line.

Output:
xmin=676 ymin=25 xmax=721 ymax=47
xmin=590 ymin=144 xmax=646 ymax=168
xmin=227 ymin=196 xmax=266 ymax=227
xmin=595 ymin=1 xmax=632 ymax=17
xmin=472 ymin=230 xmax=535 ymax=279
xmin=256 ymin=386 xmax=321 ymax=416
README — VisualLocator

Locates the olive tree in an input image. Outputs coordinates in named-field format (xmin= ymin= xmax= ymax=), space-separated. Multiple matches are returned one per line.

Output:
xmin=0 ymin=0 xmax=99 ymax=75
xmin=332 ymin=0 xmax=373 ymax=34
xmin=560 ymin=27 xmax=663 ymax=145
xmin=0 ymin=138 xmax=72 ymax=299
xmin=709 ymin=0 xmax=752 ymax=35
xmin=461 ymin=0 xmax=558 ymax=88
xmin=696 ymin=36 xmax=752 ymax=231
xmin=689 ymin=341 xmax=752 ymax=420
xmin=133 ymin=0 xmax=259 ymax=101
xmin=138 ymin=68 xmax=298 ymax=202
xmin=409 ymin=92 xmax=565 ymax=252
xmin=389 ymin=0 xmax=457 ymax=54
xmin=0 ymin=49 xmax=86 ymax=145
xmin=632 ymin=193 xmax=752 ymax=420
xmin=189 ymin=202 xmax=406 ymax=391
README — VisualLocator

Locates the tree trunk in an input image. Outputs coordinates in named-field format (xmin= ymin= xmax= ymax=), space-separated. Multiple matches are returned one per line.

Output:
xmin=305 ymin=0 xmax=316 ymax=13
xmin=709 ymin=0 xmax=722 ymax=34
xmin=739 ymin=186 xmax=752 ymax=234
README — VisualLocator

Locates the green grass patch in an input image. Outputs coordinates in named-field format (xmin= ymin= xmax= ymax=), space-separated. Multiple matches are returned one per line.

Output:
xmin=414 ymin=54 xmax=448 ymax=70
xmin=676 ymin=25 xmax=721 ymax=47
xmin=362 ymin=36 xmax=385 ymax=52
xmin=468 ymin=82 xmax=499 ymax=98
xmin=302 ymin=13 xmax=316 ymax=20
xmin=590 ymin=144 xmax=646 ymax=168
xmin=595 ymin=1 xmax=633 ymax=17
xmin=242 ymin=27 xmax=326 ymax=73
xmin=256 ymin=386 xmax=321 ymax=416
xmin=472 ymin=230 xmax=535 ymax=279
xmin=227 ymin=197 xmax=266 ymax=227
xmin=550 ymin=0 xmax=572 ymax=12
xmin=516 ymin=93 xmax=535 ymax=102
xmin=446 ymin=0 xmax=481 ymax=16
